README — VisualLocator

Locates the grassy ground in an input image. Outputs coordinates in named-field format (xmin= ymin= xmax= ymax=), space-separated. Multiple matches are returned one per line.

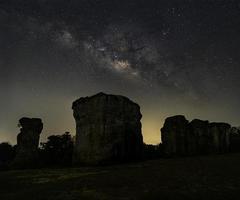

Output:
xmin=1 ymin=153 xmax=240 ymax=200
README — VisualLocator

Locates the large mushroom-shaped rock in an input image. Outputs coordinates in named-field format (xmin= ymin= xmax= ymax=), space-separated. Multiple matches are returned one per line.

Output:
xmin=189 ymin=119 xmax=210 ymax=154
xmin=161 ymin=115 xmax=189 ymax=156
xmin=12 ymin=117 xmax=43 ymax=168
xmin=72 ymin=92 xmax=143 ymax=164
xmin=208 ymin=123 xmax=231 ymax=153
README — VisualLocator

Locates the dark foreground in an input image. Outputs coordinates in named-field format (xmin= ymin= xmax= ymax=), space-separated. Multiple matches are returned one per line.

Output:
xmin=1 ymin=154 xmax=240 ymax=200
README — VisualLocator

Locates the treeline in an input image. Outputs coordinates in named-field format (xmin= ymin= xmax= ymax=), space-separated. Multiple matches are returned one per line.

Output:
xmin=0 ymin=132 xmax=164 ymax=170
xmin=1 ymin=128 xmax=240 ymax=170
xmin=0 ymin=142 xmax=16 ymax=169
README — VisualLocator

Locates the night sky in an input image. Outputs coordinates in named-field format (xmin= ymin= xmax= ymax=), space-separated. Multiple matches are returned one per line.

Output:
xmin=1 ymin=0 xmax=240 ymax=144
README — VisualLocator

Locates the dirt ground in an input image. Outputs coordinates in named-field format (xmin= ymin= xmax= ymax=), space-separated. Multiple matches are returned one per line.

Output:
xmin=1 ymin=153 xmax=240 ymax=200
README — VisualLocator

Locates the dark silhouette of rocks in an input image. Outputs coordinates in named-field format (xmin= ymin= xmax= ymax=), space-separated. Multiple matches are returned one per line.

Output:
xmin=12 ymin=117 xmax=43 ymax=168
xmin=161 ymin=115 xmax=189 ymax=156
xmin=189 ymin=119 xmax=210 ymax=154
xmin=209 ymin=122 xmax=231 ymax=154
xmin=72 ymin=92 xmax=143 ymax=165
xmin=161 ymin=115 xmax=232 ymax=156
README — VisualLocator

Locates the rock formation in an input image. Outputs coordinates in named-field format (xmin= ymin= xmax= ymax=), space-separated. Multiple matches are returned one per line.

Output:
xmin=161 ymin=115 xmax=189 ymax=156
xmin=12 ymin=117 xmax=43 ymax=168
xmin=161 ymin=115 xmax=231 ymax=156
xmin=72 ymin=92 xmax=143 ymax=165
xmin=189 ymin=119 xmax=210 ymax=154
xmin=209 ymin=123 xmax=231 ymax=153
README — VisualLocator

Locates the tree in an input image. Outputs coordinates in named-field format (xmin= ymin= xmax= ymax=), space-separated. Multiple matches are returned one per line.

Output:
xmin=0 ymin=142 xmax=15 ymax=169
xmin=39 ymin=132 xmax=73 ymax=167
xmin=143 ymin=143 xmax=163 ymax=160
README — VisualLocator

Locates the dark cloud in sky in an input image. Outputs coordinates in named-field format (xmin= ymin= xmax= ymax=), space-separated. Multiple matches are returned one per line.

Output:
xmin=1 ymin=0 xmax=240 ymax=144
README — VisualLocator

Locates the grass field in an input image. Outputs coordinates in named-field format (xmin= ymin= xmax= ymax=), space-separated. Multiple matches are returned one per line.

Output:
xmin=1 ymin=153 xmax=240 ymax=200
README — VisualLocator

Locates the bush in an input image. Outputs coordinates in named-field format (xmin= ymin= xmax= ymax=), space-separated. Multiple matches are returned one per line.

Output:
xmin=143 ymin=143 xmax=163 ymax=160
xmin=0 ymin=142 xmax=15 ymax=170
xmin=39 ymin=132 xmax=73 ymax=167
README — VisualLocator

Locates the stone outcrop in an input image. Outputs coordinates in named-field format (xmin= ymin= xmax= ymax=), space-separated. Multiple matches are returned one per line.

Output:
xmin=72 ymin=92 xmax=143 ymax=164
xmin=12 ymin=117 xmax=43 ymax=168
xmin=161 ymin=115 xmax=231 ymax=156
xmin=209 ymin=123 xmax=231 ymax=153
xmin=161 ymin=115 xmax=189 ymax=156
xmin=189 ymin=119 xmax=210 ymax=154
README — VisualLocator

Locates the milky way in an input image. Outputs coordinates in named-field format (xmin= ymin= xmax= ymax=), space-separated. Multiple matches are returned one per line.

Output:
xmin=1 ymin=0 xmax=240 ymax=144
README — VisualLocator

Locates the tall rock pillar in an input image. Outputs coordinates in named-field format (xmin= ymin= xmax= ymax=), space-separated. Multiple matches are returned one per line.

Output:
xmin=12 ymin=117 xmax=43 ymax=168
xmin=161 ymin=115 xmax=189 ymax=156
xmin=209 ymin=123 xmax=231 ymax=153
xmin=72 ymin=92 xmax=143 ymax=164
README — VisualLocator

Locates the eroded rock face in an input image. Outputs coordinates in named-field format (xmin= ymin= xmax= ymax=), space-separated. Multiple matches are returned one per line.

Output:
xmin=12 ymin=117 xmax=43 ymax=168
xmin=161 ymin=116 xmax=231 ymax=156
xmin=161 ymin=115 xmax=189 ymax=156
xmin=72 ymin=92 xmax=143 ymax=164
xmin=189 ymin=119 xmax=210 ymax=154
xmin=209 ymin=123 xmax=231 ymax=153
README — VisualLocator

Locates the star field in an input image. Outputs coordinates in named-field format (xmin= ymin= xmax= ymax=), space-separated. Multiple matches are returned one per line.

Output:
xmin=0 ymin=0 xmax=240 ymax=144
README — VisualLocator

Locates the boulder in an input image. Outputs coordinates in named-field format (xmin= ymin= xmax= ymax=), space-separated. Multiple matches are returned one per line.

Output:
xmin=161 ymin=115 xmax=189 ymax=156
xmin=12 ymin=117 xmax=43 ymax=168
xmin=72 ymin=92 xmax=143 ymax=164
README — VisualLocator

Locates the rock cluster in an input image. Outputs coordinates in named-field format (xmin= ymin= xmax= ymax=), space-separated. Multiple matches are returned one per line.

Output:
xmin=12 ymin=117 xmax=43 ymax=168
xmin=72 ymin=92 xmax=143 ymax=164
xmin=161 ymin=115 xmax=231 ymax=156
